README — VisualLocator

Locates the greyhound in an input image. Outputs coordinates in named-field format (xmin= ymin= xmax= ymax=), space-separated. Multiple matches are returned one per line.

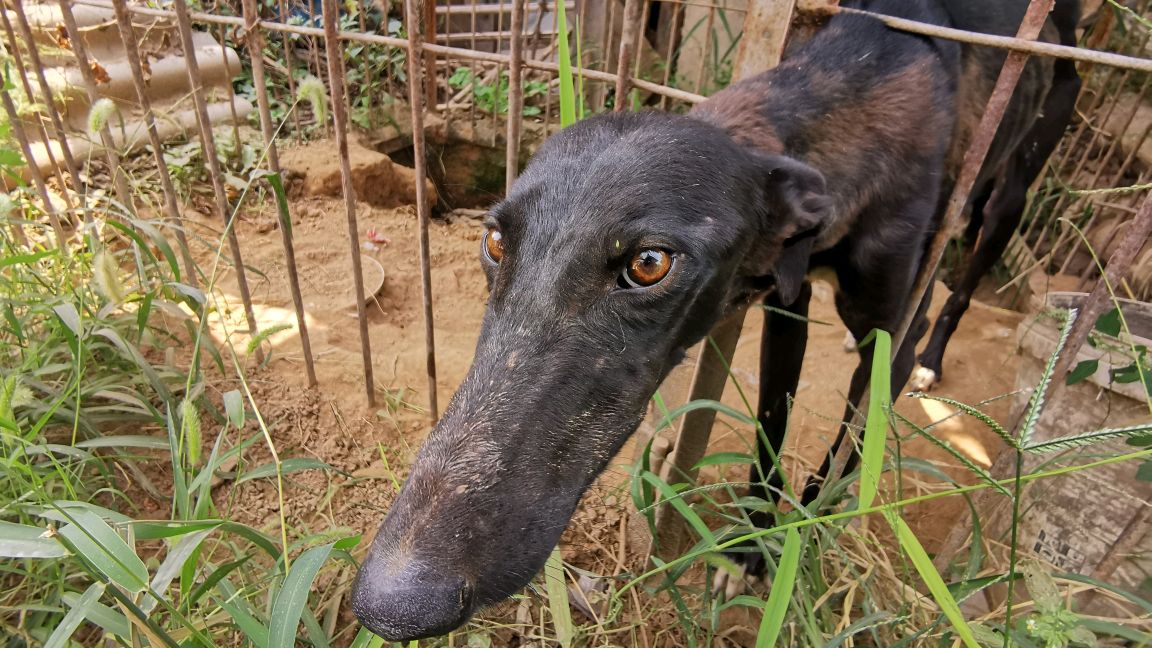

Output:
xmin=351 ymin=0 xmax=1081 ymax=640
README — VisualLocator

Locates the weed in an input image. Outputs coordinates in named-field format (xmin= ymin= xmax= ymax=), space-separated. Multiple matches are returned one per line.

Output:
xmin=448 ymin=67 xmax=549 ymax=117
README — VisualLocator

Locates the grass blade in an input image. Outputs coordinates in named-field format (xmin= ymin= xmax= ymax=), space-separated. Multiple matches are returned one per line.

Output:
xmin=61 ymin=590 xmax=130 ymax=639
xmin=858 ymin=329 xmax=891 ymax=511
xmin=1019 ymin=308 xmax=1078 ymax=448
xmin=910 ymin=393 xmax=1016 ymax=449
xmin=554 ymin=0 xmax=577 ymax=127
xmin=234 ymin=457 xmax=332 ymax=484
xmin=886 ymin=513 xmax=979 ymax=648
xmin=0 ymin=520 xmax=69 ymax=558
xmin=1024 ymin=420 xmax=1152 ymax=454
xmin=756 ymin=526 xmax=803 ymax=647
xmin=348 ymin=626 xmax=386 ymax=648
xmin=268 ymin=542 xmax=334 ymax=647
xmin=45 ymin=583 xmax=106 ymax=648
xmin=56 ymin=509 xmax=149 ymax=593
xmin=543 ymin=547 xmax=574 ymax=648
xmin=641 ymin=471 xmax=716 ymax=545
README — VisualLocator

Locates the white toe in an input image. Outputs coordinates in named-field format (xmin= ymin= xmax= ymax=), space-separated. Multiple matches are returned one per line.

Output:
xmin=909 ymin=366 xmax=938 ymax=392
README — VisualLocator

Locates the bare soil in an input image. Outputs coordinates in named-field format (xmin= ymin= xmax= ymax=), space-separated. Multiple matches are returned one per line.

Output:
xmin=176 ymin=138 xmax=1047 ymax=644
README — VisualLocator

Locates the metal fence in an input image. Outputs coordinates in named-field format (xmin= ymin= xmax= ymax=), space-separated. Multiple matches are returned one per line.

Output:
xmin=3 ymin=0 xmax=1151 ymax=550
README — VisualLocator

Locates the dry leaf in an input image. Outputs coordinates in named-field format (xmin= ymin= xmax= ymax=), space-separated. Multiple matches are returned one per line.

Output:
xmin=55 ymin=24 xmax=71 ymax=50
xmin=91 ymin=61 xmax=111 ymax=85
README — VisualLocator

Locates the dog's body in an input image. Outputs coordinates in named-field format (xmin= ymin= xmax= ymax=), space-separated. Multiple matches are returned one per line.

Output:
xmin=352 ymin=1 xmax=1081 ymax=640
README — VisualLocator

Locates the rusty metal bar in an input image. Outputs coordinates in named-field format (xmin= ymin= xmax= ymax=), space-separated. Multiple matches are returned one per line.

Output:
xmin=694 ymin=4 xmax=717 ymax=94
xmin=1051 ymin=192 xmax=1152 ymax=387
xmin=277 ymin=0 xmax=304 ymax=136
xmin=437 ymin=1 xmax=576 ymax=15
xmin=74 ymin=0 xmax=709 ymax=104
xmin=853 ymin=4 xmax=1055 ymax=492
xmin=243 ymin=0 xmax=319 ymax=389
xmin=109 ymin=0 xmax=199 ymax=288
xmin=506 ymin=0 xmax=526 ymax=193
xmin=404 ymin=0 xmax=440 ymax=421
xmin=613 ymin=0 xmax=644 ymax=111
xmin=56 ymin=0 xmax=134 ymax=213
xmin=219 ymin=24 xmax=243 ymax=148
xmin=171 ymin=0 xmax=263 ymax=362
xmin=10 ymin=2 xmax=84 ymax=203
xmin=469 ymin=0 xmax=480 ymax=131
xmin=833 ymin=4 xmax=1152 ymax=73
xmin=424 ymin=0 xmax=438 ymax=111
xmin=0 ymin=84 xmax=68 ymax=252
xmin=659 ymin=0 xmax=686 ymax=111
xmin=321 ymin=0 xmax=376 ymax=407
xmin=892 ymin=0 xmax=1056 ymax=358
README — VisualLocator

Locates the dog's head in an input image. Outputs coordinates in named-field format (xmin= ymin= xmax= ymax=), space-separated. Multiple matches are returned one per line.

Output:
xmin=352 ymin=111 xmax=831 ymax=640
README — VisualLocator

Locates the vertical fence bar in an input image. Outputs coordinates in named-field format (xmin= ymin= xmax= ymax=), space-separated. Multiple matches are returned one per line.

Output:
xmin=109 ymin=0 xmax=199 ymax=287
xmin=658 ymin=0 xmax=684 ymax=110
xmin=404 ymin=0 xmax=440 ymax=421
xmin=171 ymin=0 xmax=263 ymax=362
xmin=56 ymin=0 xmax=134 ymax=213
xmin=423 ymin=0 xmax=438 ymax=111
xmin=321 ymin=0 xmax=377 ymax=407
xmin=694 ymin=3 xmax=717 ymax=94
xmin=506 ymin=0 xmax=526 ymax=193
xmin=10 ymin=2 xmax=84 ymax=204
xmin=277 ymin=0 xmax=304 ymax=135
xmin=613 ymin=0 xmax=644 ymax=110
xmin=243 ymin=0 xmax=319 ymax=388
xmin=0 ymin=87 xmax=68 ymax=251
xmin=219 ymin=24 xmax=244 ymax=147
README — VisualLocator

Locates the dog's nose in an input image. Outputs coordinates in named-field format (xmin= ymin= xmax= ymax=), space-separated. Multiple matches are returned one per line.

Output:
xmin=351 ymin=556 xmax=474 ymax=641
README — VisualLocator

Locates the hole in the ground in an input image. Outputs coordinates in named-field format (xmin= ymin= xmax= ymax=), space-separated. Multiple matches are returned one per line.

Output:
xmin=386 ymin=139 xmax=508 ymax=213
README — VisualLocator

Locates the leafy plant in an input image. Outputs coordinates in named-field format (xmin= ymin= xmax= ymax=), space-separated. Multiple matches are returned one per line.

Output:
xmin=447 ymin=67 xmax=549 ymax=117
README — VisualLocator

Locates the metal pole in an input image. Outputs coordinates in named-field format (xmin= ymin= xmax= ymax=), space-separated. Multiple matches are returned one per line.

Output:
xmin=613 ymin=0 xmax=644 ymax=111
xmin=171 ymin=0 xmax=263 ymax=362
xmin=404 ymin=0 xmax=440 ymax=421
xmin=506 ymin=0 xmax=526 ymax=193
xmin=109 ymin=0 xmax=199 ymax=287
xmin=243 ymin=0 xmax=319 ymax=388
xmin=56 ymin=0 xmax=134 ymax=213
xmin=321 ymin=0 xmax=377 ymax=407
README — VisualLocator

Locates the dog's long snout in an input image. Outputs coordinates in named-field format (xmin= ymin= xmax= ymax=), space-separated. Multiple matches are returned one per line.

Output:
xmin=351 ymin=554 xmax=474 ymax=641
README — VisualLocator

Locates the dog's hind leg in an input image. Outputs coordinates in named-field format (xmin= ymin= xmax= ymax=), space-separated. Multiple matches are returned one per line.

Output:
xmin=914 ymin=59 xmax=1081 ymax=391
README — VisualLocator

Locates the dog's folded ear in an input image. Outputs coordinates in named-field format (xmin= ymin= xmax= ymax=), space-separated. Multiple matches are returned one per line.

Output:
xmin=753 ymin=154 xmax=833 ymax=306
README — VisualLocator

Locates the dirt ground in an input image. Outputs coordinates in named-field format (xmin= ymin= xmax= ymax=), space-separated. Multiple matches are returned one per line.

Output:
xmin=176 ymin=138 xmax=1052 ymax=641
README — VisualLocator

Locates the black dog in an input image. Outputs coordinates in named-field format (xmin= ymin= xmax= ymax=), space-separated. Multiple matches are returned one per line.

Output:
xmin=351 ymin=0 xmax=1080 ymax=640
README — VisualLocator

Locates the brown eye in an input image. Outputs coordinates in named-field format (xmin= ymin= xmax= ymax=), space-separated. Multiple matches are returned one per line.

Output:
xmin=483 ymin=227 xmax=503 ymax=264
xmin=622 ymin=249 xmax=673 ymax=288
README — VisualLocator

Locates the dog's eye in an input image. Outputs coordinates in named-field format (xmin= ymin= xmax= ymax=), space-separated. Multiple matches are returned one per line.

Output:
xmin=620 ymin=249 xmax=673 ymax=288
xmin=483 ymin=227 xmax=504 ymax=264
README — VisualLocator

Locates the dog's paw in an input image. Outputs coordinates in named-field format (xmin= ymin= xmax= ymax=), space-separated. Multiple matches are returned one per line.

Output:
xmin=712 ymin=562 xmax=748 ymax=602
xmin=712 ymin=548 xmax=768 ymax=602
xmin=842 ymin=331 xmax=858 ymax=353
xmin=909 ymin=365 xmax=939 ymax=392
